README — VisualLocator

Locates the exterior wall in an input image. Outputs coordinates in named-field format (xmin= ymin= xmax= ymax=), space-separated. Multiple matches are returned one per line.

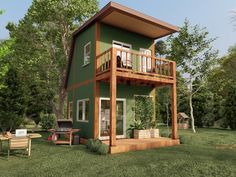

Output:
xmin=67 ymin=23 xmax=96 ymax=139
xmin=68 ymin=24 xmax=96 ymax=87
xmin=99 ymin=23 xmax=153 ymax=54
xmin=68 ymin=83 xmax=94 ymax=138
xmin=99 ymin=82 xmax=153 ymax=137
xmin=67 ymin=23 xmax=156 ymax=139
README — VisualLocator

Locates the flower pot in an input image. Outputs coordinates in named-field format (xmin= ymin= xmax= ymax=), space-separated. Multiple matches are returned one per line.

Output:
xmin=134 ymin=129 xmax=151 ymax=139
xmin=150 ymin=129 xmax=159 ymax=138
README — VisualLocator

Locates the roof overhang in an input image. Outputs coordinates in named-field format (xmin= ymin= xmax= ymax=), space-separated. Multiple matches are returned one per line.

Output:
xmin=72 ymin=1 xmax=179 ymax=39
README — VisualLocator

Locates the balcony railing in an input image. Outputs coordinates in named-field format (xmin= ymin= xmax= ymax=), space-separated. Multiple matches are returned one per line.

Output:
xmin=96 ymin=47 xmax=175 ymax=80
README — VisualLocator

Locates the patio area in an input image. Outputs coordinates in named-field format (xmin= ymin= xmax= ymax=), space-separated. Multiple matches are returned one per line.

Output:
xmin=103 ymin=137 xmax=180 ymax=154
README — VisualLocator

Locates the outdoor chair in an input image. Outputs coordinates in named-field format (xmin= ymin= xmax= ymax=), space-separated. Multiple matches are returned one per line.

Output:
xmin=8 ymin=136 xmax=31 ymax=159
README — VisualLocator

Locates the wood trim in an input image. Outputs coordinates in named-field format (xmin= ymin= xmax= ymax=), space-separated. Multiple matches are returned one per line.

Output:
xmin=150 ymin=88 xmax=156 ymax=122
xmin=72 ymin=2 xmax=179 ymax=38
xmin=110 ymin=48 xmax=117 ymax=147
xmin=94 ymin=22 xmax=100 ymax=139
xmin=116 ymin=71 xmax=174 ymax=84
xmin=67 ymin=79 xmax=94 ymax=91
xmin=67 ymin=98 xmax=69 ymax=119
xmin=171 ymin=62 xmax=178 ymax=139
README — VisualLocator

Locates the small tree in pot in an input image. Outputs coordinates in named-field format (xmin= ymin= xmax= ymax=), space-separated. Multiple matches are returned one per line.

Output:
xmin=128 ymin=96 xmax=159 ymax=139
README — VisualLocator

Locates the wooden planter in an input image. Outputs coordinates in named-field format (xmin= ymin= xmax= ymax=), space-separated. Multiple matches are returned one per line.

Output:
xmin=150 ymin=129 xmax=159 ymax=138
xmin=134 ymin=129 xmax=151 ymax=139
xmin=133 ymin=129 xmax=160 ymax=139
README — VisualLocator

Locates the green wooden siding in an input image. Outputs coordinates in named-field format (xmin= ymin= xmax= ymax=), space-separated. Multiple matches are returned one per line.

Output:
xmin=68 ymin=24 xmax=96 ymax=87
xmin=67 ymin=23 xmax=96 ymax=139
xmin=68 ymin=83 xmax=94 ymax=139
xmin=100 ymin=23 xmax=153 ymax=54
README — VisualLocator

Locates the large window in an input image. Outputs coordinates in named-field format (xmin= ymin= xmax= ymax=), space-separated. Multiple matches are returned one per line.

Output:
xmin=77 ymin=99 xmax=89 ymax=122
xmin=83 ymin=42 xmax=91 ymax=66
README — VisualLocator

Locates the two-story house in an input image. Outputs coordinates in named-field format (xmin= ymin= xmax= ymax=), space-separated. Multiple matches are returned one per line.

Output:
xmin=65 ymin=2 xmax=179 ymax=153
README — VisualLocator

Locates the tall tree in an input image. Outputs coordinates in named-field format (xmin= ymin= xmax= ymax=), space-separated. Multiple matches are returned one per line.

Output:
xmin=155 ymin=40 xmax=167 ymax=57
xmin=0 ymin=39 xmax=13 ymax=89
xmin=0 ymin=67 xmax=26 ymax=131
xmin=225 ymin=84 xmax=236 ymax=130
xmin=167 ymin=19 xmax=218 ymax=132
xmin=7 ymin=0 xmax=99 ymax=118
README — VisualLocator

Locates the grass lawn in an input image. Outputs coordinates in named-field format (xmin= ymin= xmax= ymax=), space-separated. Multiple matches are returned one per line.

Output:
xmin=0 ymin=128 xmax=235 ymax=177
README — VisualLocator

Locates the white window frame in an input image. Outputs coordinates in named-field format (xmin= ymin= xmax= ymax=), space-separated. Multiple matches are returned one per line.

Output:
xmin=139 ymin=48 xmax=152 ymax=72
xmin=112 ymin=40 xmax=132 ymax=67
xmin=83 ymin=42 xmax=91 ymax=66
xmin=68 ymin=101 xmax=73 ymax=119
xmin=98 ymin=97 xmax=127 ymax=140
xmin=76 ymin=98 xmax=89 ymax=122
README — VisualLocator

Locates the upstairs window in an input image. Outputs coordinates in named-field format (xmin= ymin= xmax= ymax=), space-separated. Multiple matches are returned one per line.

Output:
xmin=83 ymin=42 xmax=91 ymax=66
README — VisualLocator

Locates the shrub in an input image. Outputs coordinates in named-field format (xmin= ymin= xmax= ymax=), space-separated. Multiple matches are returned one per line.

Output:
xmin=90 ymin=139 xmax=102 ymax=152
xmin=86 ymin=139 xmax=93 ymax=149
xmin=160 ymin=132 xmax=171 ymax=138
xmin=97 ymin=143 xmax=109 ymax=155
xmin=40 ymin=113 xmax=56 ymax=130
xmin=179 ymin=135 xmax=187 ymax=144
xmin=86 ymin=139 xmax=108 ymax=155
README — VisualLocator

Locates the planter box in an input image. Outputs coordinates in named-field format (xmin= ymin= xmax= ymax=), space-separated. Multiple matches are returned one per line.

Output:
xmin=150 ymin=129 xmax=159 ymax=138
xmin=134 ymin=129 xmax=151 ymax=139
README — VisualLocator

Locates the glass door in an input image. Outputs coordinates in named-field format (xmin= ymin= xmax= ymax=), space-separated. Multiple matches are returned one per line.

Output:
xmin=99 ymin=98 xmax=126 ymax=139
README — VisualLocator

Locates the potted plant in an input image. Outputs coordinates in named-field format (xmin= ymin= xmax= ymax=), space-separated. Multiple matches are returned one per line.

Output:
xmin=150 ymin=121 xmax=159 ymax=138
xmin=128 ymin=120 xmax=151 ymax=139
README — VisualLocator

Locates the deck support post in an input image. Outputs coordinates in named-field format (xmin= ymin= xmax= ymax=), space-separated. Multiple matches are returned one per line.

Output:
xmin=171 ymin=62 xmax=178 ymax=139
xmin=94 ymin=22 xmax=100 ymax=139
xmin=110 ymin=48 xmax=117 ymax=147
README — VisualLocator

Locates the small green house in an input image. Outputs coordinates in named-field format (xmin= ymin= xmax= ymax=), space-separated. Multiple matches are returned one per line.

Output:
xmin=65 ymin=2 xmax=179 ymax=152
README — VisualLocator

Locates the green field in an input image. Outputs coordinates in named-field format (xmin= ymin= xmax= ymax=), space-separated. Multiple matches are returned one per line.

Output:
xmin=0 ymin=128 xmax=235 ymax=177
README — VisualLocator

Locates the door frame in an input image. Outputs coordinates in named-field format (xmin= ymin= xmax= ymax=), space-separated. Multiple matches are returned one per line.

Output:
xmin=98 ymin=97 xmax=126 ymax=140
xmin=139 ymin=48 xmax=152 ymax=72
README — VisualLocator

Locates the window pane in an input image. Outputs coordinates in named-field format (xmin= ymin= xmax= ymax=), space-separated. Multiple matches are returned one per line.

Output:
xmin=78 ymin=101 xmax=83 ymax=120
xmin=85 ymin=44 xmax=90 ymax=54
xmin=84 ymin=42 xmax=91 ymax=65
xmin=69 ymin=102 xmax=73 ymax=119
xmin=85 ymin=100 xmax=89 ymax=121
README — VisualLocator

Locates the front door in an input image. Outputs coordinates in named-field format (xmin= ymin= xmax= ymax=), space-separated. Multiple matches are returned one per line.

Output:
xmin=99 ymin=98 xmax=126 ymax=140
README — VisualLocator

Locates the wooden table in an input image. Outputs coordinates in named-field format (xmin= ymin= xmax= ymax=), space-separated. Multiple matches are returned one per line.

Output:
xmin=0 ymin=133 xmax=42 ymax=153
xmin=48 ymin=129 xmax=80 ymax=146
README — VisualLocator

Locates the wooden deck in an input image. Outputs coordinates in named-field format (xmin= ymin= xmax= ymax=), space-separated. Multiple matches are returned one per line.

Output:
xmin=103 ymin=138 xmax=180 ymax=154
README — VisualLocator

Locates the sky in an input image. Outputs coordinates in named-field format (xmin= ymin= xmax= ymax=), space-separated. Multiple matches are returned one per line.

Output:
xmin=0 ymin=0 xmax=236 ymax=56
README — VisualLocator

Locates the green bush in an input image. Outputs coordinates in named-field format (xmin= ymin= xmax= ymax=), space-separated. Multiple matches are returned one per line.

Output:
xmin=179 ymin=135 xmax=187 ymax=144
xmin=97 ymin=143 xmax=109 ymax=155
xmin=86 ymin=139 xmax=108 ymax=155
xmin=86 ymin=139 xmax=93 ymax=149
xmin=40 ymin=113 xmax=56 ymax=130
xmin=90 ymin=139 xmax=102 ymax=152
xmin=160 ymin=132 xmax=171 ymax=138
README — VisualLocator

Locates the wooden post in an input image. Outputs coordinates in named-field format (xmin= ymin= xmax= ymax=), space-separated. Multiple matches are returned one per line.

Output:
xmin=150 ymin=88 xmax=156 ymax=122
xmin=93 ymin=22 xmax=100 ymax=139
xmin=110 ymin=48 xmax=117 ymax=147
xmin=171 ymin=62 xmax=178 ymax=139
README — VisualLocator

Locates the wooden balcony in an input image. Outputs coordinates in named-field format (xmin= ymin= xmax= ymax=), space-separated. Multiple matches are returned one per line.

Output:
xmin=96 ymin=48 xmax=176 ymax=86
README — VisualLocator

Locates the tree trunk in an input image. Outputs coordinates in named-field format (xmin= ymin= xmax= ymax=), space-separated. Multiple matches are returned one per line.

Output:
xmin=189 ymin=79 xmax=196 ymax=133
